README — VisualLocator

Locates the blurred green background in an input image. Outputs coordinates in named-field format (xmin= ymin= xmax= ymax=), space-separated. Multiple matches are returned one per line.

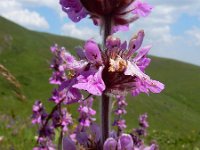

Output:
xmin=0 ymin=16 xmax=200 ymax=150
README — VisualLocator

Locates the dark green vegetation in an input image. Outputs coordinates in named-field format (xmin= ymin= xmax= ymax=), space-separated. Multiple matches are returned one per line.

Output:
xmin=0 ymin=16 xmax=200 ymax=149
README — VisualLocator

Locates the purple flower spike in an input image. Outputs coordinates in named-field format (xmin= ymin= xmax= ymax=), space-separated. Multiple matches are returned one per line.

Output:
xmin=139 ymin=113 xmax=149 ymax=128
xmin=117 ymin=119 xmax=127 ymax=130
xmin=78 ymin=97 xmax=96 ymax=127
xmin=61 ymin=109 xmax=73 ymax=131
xmin=32 ymin=101 xmax=47 ymax=125
xmin=60 ymin=0 xmax=88 ymax=22
xmin=118 ymin=134 xmax=134 ymax=150
xmin=103 ymin=138 xmax=117 ymax=150
xmin=84 ymin=39 xmax=102 ymax=64
xmin=132 ymin=0 xmax=153 ymax=17
xmin=113 ymin=96 xmax=127 ymax=132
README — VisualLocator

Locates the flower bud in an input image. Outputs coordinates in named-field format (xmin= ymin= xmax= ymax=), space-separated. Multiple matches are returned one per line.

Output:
xmin=106 ymin=36 xmax=121 ymax=49
xmin=118 ymin=134 xmax=134 ymax=150
xmin=103 ymin=138 xmax=117 ymax=150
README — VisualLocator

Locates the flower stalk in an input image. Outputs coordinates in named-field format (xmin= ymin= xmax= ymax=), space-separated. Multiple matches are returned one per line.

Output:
xmin=103 ymin=15 xmax=112 ymax=46
xmin=101 ymin=93 xmax=110 ymax=145
xmin=101 ymin=15 xmax=112 ymax=145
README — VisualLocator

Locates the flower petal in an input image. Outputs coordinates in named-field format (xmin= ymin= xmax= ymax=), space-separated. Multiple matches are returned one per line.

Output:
xmin=133 ymin=45 xmax=152 ymax=71
xmin=60 ymin=0 xmax=88 ymax=22
xmin=112 ymin=24 xmax=129 ymax=33
xmin=84 ymin=40 xmax=102 ymax=64
xmin=147 ymin=79 xmax=165 ymax=94
xmin=61 ymin=50 xmax=88 ymax=72
xmin=58 ymin=79 xmax=82 ymax=104
xmin=133 ymin=45 xmax=151 ymax=62
xmin=118 ymin=134 xmax=134 ymax=150
xmin=126 ymin=30 xmax=145 ymax=58
xmin=131 ymin=78 xmax=164 ymax=96
xmin=103 ymin=138 xmax=117 ymax=150
xmin=124 ymin=61 xmax=149 ymax=80
xmin=73 ymin=67 xmax=105 ymax=95
xmin=132 ymin=0 xmax=153 ymax=17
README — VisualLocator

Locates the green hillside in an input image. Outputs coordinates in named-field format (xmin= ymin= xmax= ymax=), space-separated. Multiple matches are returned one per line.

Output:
xmin=0 ymin=16 xmax=200 ymax=149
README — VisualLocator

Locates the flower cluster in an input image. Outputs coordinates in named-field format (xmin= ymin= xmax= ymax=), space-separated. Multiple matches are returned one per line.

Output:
xmin=78 ymin=97 xmax=96 ymax=127
xmin=32 ymin=32 xmax=164 ymax=149
xmin=32 ymin=101 xmax=47 ymax=125
xmin=60 ymin=0 xmax=153 ymax=31
xmin=104 ymin=113 xmax=158 ymax=150
xmin=48 ymin=33 xmax=164 ymax=98
xmin=32 ymin=0 xmax=164 ymax=149
xmin=64 ymin=97 xmax=102 ymax=149
xmin=113 ymin=96 xmax=127 ymax=133
xmin=104 ymin=133 xmax=157 ymax=150
xmin=32 ymin=101 xmax=55 ymax=150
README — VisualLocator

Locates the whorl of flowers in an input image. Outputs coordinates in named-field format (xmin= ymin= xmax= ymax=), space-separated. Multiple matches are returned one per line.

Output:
xmin=60 ymin=0 xmax=153 ymax=32
xmin=32 ymin=0 xmax=164 ymax=150
xmin=48 ymin=34 xmax=163 ymax=98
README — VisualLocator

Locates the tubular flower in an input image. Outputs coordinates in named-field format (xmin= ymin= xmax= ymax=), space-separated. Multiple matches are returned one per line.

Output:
xmin=60 ymin=0 xmax=153 ymax=31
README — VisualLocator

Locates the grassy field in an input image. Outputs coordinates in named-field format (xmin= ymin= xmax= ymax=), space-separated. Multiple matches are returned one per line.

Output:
xmin=0 ymin=16 xmax=200 ymax=150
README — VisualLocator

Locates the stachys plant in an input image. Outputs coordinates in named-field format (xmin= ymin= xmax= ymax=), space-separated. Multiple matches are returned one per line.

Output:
xmin=32 ymin=0 xmax=164 ymax=149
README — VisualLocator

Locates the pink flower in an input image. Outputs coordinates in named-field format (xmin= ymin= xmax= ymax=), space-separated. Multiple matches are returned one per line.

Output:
xmin=118 ymin=134 xmax=134 ymax=150
xmin=60 ymin=0 xmax=88 ymax=22
xmin=73 ymin=67 xmax=106 ymax=96
xmin=132 ymin=0 xmax=153 ymax=17
xmin=84 ymin=39 xmax=102 ymax=64
xmin=126 ymin=30 xmax=145 ymax=58
xmin=131 ymin=78 xmax=165 ymax=96
xmin=60 ymin=0 xmax=152 ymax=32
xmin=103 ymin=138 xmax=117 ymax=150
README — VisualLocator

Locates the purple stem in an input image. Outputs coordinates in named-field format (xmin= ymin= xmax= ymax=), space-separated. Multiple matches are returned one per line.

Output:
xmin=103 ymin=15 xmax=112 ymax=46
xmin=101 ymin=93 xmax=110 ymax=145
xmin=101 ymin=15 xmax=112 ymax=146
